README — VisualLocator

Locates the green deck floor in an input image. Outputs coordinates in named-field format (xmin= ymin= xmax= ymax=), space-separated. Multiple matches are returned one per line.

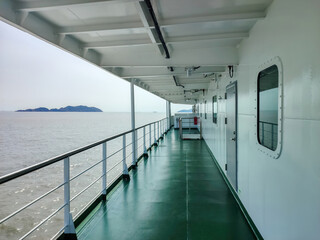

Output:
xmin=77 ymin=130 xmax=255 ymax=240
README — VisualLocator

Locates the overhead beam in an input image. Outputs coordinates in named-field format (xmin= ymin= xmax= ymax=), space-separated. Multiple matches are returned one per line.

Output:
xmin=84 ymin=39 xmax=153 ymax=49
xmin=83 ymin=32 xmax=247 ymax=49
xmin=134 ymin=1 xmax=168 ymax=57
xmin=121 ymin=71 xmax=224 ymax=79
xmin=59 ymin=22 xmax=147 ymax=35
xmin=161 ymin=11 xmax=266 ymax=27
xmin=56 ymin=11 xmax=265 ymax=35
xmin=15 ymin=0 xmax=143 ymax=12
xmin=101 ymin=64 xmax=228 ymax=68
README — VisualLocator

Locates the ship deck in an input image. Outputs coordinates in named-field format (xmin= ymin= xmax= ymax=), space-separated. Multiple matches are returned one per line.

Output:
xmin=76 ymin=129 xmax=255 ymax=240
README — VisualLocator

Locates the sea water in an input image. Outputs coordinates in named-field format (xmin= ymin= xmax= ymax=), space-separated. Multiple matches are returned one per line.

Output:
xmin=0 ymin=112 xmax=165 ymax=239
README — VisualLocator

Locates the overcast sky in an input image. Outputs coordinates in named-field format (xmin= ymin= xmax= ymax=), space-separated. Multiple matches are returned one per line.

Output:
xmin=0 ymin=21 xmax=191 ymax=113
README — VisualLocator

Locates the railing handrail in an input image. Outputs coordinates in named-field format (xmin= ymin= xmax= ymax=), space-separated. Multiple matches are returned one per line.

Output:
xmin=259 ymin=120 xmax=278 ymax=126
xmin=0 ymin=117 xmax=167 ymax=184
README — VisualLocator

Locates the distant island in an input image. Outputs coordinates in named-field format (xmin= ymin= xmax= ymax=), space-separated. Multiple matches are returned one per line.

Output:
xmin=178 ymin=109 xmax=192 ymax=113
xmin=16 ymin=105 xmax=103 ymax=112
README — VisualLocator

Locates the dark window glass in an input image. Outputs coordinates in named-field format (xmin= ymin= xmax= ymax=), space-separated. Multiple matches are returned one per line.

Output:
xmin=258 ymin=65 xmax=279 ymax=151
xmin=212 ymin=96 xmax=217 ymax=124
xmin=204 ymin=101 xmax=207 ymax=119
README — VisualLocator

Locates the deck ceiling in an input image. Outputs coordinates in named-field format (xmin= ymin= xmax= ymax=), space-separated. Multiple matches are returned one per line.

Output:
xmin=0 ymin=0 xmax=272 ymax=104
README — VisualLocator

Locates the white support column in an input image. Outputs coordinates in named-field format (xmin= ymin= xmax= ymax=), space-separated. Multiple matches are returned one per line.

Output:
xmin=131 ymin=79 xmax=137 ymax=167
xmin=63 ymin=157 xmax=76 ymax=237
xmin=102 ymin=142 xmax=107 ymax=200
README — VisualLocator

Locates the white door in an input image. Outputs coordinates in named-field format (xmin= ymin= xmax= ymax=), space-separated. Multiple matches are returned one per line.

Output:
xmin=226 ymin=82 xmax=237 ymax=190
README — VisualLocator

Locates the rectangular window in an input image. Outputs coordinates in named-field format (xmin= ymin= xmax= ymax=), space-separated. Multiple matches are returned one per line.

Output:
xmin=258 ymin=65 xmax=279 ymax=151
xmin=212 ymin=96 xmax=217 ymax=124
xmin=204 ymin=101 xmax=207 ymax=119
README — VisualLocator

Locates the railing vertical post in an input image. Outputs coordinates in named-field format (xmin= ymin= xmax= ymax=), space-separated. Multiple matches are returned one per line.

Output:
xmin=122 ymin=135 xmax=130 ymax=180
xmin=262 ymin=123 xmax=265 ymax=145
xmin=102 ymin=142 xmax=107 ymax=200
xmin=200 ymin=118 xmax=202 ymax=139
xmin=157 ymin=121 xmax=160 ymax=141
xmin=271 ymin=123 xmax=274 ymax=150
xmin=63 ymin=157 xmax=76 ymax=237
xmin=160 ymin=120 xmax=163 ymax=140
xmin=154 ymin=122 xmax=158 ymax=146
xmin=143 ymin=127 xmax=148 ymax=157
xmin=130 ymin=79 xmax=137 ymax=167
xmin=179 ymin=118 xmax=182 ymax=139
xmin=149 ymin=124 xmax=151 ymax=149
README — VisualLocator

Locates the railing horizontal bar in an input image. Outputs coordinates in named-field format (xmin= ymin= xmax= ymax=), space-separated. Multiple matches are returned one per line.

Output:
xmin=70 ymin=175 xmax=103 ymax=202
xmin=126 ymin=142 xmax=133 ymax=148
xmin=73 ymin=171 xmax=122 ymax=220
xmin=107 ymin=147 xmax=124 ymax=159
xmin=0 ymin=182 xmax=65 ymax=224
xmin=50 ymin=226 xmax=66 ymax=240
xmin=74 ymin=191 xmax=102 ymax=220
xmin=70 ymin=159 xmax=103 ymax=182
xmin=106 ymin=160 xmax=123 ymax=173
xmin=19 ymin=203 xmax=66 ymax=240
xmin=0 ymin=118 xmax=167 ymax=184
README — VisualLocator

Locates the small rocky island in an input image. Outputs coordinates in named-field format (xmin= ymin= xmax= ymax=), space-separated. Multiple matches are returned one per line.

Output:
xmin=16 ymin=105 xmax=103 ymax=112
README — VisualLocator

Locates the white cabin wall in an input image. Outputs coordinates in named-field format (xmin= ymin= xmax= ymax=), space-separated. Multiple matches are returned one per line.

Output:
xmin=199 ymin=0 xmax=320 ymax=239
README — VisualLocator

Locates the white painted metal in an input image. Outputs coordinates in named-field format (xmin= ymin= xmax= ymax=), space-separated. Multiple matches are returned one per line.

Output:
xmin=2 ymin=0 xmax=320 ymax=239
xmin=198 ymin=1 xmax=320 ymax=239
xmin=63 ymin=157 xmax=75 ymax=234
xmin=0 ymin=0 xmax=271 ymax=103
xmin=122 ymin=135 xmax=129 ymax=175
xmin=149 ymin=124 xmax=151 ymax=148
xmin=226 ymin=82 xmax=237 ymax=190
xmin=153 ymin=122 xmax=157 ymax=144
xmin=102 ymin=142 xmax=107 ymax=196
xmin=130 ymin=79 xmax=137 ymax=166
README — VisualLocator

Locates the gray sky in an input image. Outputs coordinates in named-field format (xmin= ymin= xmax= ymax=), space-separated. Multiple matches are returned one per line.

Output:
xmin=0 ymin=21 xmax=191 ymax=113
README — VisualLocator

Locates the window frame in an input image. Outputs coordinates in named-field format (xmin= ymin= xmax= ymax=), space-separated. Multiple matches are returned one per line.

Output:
xmin=204 ymin=100 xmax=207 ymax=119
xmin=255 ymin=57 xmax=283 ymax=159
xmin=212 ymin=95 xmax=217 ymax=124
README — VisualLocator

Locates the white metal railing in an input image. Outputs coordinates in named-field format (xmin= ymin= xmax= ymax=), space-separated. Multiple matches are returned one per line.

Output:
xmin=0 ymin=117 xmax=170 ymax=240
xmin=179 ymin=117 xmax=202 ymax=140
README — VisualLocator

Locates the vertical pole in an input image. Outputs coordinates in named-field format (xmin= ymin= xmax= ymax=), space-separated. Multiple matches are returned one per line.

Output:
xmin=131 ymin=79 xmax=137 ymax=167
xmin=168 ymin=101 xmax=172 ymax=128
xmin=262 ymin=123 xmax=264 ymax=145
xmin=149 ymin=124 xmax=151 ymax=149
xmin=200 ymin=118 xmax=202 ymax=139
xmin=63 ymin=157 xmax=76 ymax=236
xmin=271 ymin=123 xmax=274 ymax=149
xmin=159 ymin=120 xmax=163 ymax=140
xmin=123 ymin=135 xmax=129 ymax=179
xmin=179 ymin=118 xmax=182 ymax=139
xmin=154 ymin=122 xmax=158 ymax=146
xmin=102 ymin=142 xmax=107 ymax=199
xmin=166 ymin=101 xmax=169 ymax=131
xmin=157 ymin=121 xmax=160 ymax=141
xmin=143 ymin=127 xmax=148 ymax=157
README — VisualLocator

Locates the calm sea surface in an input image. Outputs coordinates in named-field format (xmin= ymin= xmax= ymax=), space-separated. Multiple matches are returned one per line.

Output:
xmin=0 ymin=112 xmax=165 ymax=239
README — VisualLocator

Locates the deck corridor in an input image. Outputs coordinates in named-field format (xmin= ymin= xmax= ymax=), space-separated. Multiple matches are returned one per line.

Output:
xmin=77 ymin=130 xmax=255 ymax=240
